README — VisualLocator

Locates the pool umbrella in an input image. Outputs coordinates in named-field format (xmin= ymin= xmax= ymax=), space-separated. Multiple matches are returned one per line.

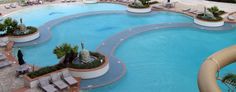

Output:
xmin=17 ymin=49 xmax=25 ymax=65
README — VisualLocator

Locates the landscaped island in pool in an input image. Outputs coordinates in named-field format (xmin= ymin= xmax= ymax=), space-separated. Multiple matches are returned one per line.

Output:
xmin=6 ymin=3 xmax=236 ymax=92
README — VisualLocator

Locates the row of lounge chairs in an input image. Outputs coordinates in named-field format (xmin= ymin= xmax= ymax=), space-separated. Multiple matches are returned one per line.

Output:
xmin=38 ymin=70 xmax=78 ymax=92
xmin=4 ymin=3 xmax=17 ymax=9
xmin=61 ymin=0 xmax=76 ymax=3
xmin=0 ymin=52 xmax=12 ymax=68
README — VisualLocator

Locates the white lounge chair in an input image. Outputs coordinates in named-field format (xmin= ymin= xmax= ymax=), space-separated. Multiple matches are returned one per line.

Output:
xmin=10 ymin=3 xmax=17 ymax=8
xmin=61 ymin=0 xmax=66 ymax=2
xmin=4 ymin=5 xmax=10 ymax=9
xmin=39 ymin=0 xmax=43 ymax=4
xmin=62 ymin=70 xmax=78 ymax=86
xmin=0 ymin=55 xmax=6 ymax=61
xmin=51 ymin=73 xmax=68 ymax=90
xmin=0 ymin=60 xmax=11 ymax=68
xmin=228 ymin=15 xmax=236 ymax=20
xmin=38 ymin=77 xmax=58 ymax=92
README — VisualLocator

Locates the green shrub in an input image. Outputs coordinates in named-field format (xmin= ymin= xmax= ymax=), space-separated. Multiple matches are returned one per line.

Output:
xmin=196 ymin=13 xmax=223 ymax=21
xmin=27 ymin=64 xmax=66 ymax=79
xmin=3 ymin=18 xmax=18 ymax=35
xmin=53 ymin=43 xmax=78 ymax=59
xmin=128 ymin=4 xmax=150 ymax=8
xmin=207 ymin=6 xmax=225 ymax=17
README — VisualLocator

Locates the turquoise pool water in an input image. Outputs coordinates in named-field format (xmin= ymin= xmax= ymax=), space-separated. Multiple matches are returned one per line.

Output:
xmin=20 ymin=11 xmax=192 ymax=66
xmin=8 ymin=3 xmax=236 ymax=92
xmin=7 ymin=3 xmax=126 ymax=27
xmin=96 ymin=28 xmax=236 ymax=92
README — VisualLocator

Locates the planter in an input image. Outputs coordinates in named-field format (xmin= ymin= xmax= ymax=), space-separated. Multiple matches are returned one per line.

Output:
xmin=83 ymin=0 xmax=97 ymax=3
xmin=69 ymin=57 xmax=109 ymax=79
xmin=24 ymin=57 xmax=109 ymax=88
xmin=127 ymin=6 xmax=152 ymax=13
xmin=23 ymin=68 xmax=68 ymax=88
xmin=194 ymin=17 xmax=225 ymax=27
xmin=8 ymin=31 xmax=40 ymax=42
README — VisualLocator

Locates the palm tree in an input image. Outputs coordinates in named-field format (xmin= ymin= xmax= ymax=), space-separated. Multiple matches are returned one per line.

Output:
xmin=3 ymin=18 xmax=18 ymax=35
xmin=53 ymin=43 xmax=78 ymax=59
xmin=222 ymin=73 xmax=236 ymax=92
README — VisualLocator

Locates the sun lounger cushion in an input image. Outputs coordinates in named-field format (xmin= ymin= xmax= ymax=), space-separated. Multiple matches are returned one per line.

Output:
xmin=39 ymin=77 xmax=58 ymax=92
xmin=51 ymin=73 xmax=68 ymax=90
xmin=53 ymin=80 xmax=68 ymax=89
xmin=42 ymin=85 xmax=58 ymax=92
xmin=62 ymin=70 xmax=78 ymax=85
xmin=64 ymin=76 xmax=78 ymax=85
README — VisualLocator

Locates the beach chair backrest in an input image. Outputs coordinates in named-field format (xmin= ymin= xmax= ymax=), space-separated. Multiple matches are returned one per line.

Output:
xmin=39 ymin=77 xmax=49 ymax=87
xmin=62 ymin=70 xmax=71 ymax=78
xmin=51 ymin=73 xmax=60 ymax=82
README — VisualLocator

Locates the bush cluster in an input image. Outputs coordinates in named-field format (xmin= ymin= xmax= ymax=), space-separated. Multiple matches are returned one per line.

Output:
xmin=27 ymin=64 xmax=66 ymax=79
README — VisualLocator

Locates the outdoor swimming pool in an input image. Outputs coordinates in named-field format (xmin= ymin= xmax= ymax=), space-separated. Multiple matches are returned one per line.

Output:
xmin=18 ymin=11 xmax=192 ymax=66
xmin=7 ymin=3 xmax=236 ymax=92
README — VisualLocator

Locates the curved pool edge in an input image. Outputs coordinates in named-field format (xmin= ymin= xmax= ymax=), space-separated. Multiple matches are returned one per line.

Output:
xmin=198 ymin=45 xmax=236 ymax=92
xmin=13 ymin=10 xmax=128 ymax=47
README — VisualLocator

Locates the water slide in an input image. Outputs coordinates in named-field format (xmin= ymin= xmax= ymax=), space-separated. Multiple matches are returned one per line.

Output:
xmin=198 ymin=45 xmax=236 ymax=92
